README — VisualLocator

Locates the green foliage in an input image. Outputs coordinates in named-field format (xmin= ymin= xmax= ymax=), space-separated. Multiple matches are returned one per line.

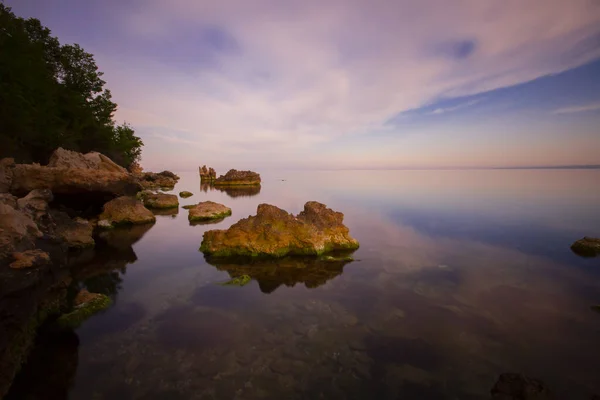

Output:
xmin=0 ymin=5 xmax=143 ymax=167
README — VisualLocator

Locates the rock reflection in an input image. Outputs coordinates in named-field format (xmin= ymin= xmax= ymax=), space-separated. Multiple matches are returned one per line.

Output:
xmin=199 ymin=182 xmax=261 ymax=198
xmin=150 ymin=207 xmax=179 ymax=217
xmin=205 ymin=255 xmax=354 ymax=293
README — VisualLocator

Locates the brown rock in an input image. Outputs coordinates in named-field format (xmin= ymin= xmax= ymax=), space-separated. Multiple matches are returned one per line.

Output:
xmin=138 ymin=171 xmax=180 ymax=190
xmin=200 ymin=201 xmax=359 ymax=257
xmin=51 ymin=212 xmax=94 ymax=249
xmin=0 ymin=202 xmax=42 ymax=260
xmin=139 ymin=191 xmax=179 ymax=209
xmin=214 ymin=169 xmax=260 ymax=186
xmin=188 ymin=201 xmax=231 ymax=222
xmin=571 ymin=237 xmax=600 ymax=257
xmin=98 ymin=196 xmax=156 ymax=227
xmin=10 ymin=249 xmax=51 ymax=269
xmin=491 ymin=373 xmax=552 ymax=399
xmin=0 ymin=193 xmax=17 ymax=208
xmin=0 ymin=158 xmax=15 ymax=193
xmin=73 ymin=288 xmax=104 ymax=306
xmin=17 ymin=189 xmax=53 ymax=222
xmin=199 ymin=165 xmax=217 ymax=181
xmin=83 ymin=152 xmax=128 ymax=173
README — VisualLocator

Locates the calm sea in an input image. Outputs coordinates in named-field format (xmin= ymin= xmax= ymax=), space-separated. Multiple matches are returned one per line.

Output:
xmin=8 ymin=169 xmax=600 ymax=399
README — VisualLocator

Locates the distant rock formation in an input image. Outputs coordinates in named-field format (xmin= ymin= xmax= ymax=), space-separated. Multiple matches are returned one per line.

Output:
xmin=571 ymin=237 xmax=600 ymax=257
xmin=199 ymin=165 xmax=216 ymax=182
xmin=214 ymin=169 xmax=261 ymax=186
xmin=200 ymin=201 xmax=359 ymax=258
xmin=137 ymin=171 xmax=179 ymax=190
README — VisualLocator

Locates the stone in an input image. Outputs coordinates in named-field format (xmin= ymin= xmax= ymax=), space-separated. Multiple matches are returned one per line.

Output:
xmin=83 ymin=151 xmax=128 ymax=173
xmin=214 ymin=169 xmax=261 ymax=186
xmin=0 ymin=193 xmax=17 ymax=208
xmin=139 ymin=191 xmax=179 ymax=209
xmin=571 ymin=237 xmax=600 ymax=257
xmin=491 ymin=373 xmax=552 ymax=399
xmin=179 ymin=191 xmax=193 ymax=198
xmin=57 ymin=289 xmax=111 ymax=329
xmin=9 ymin=249 xmax=51 ymax=269
xmin=199 ymin=165 xmax=216 ymax=181
xmin=10 ymin=150 xmax=140 ymax=197
xmin=17 ymin=189 xmax=53 ymax=222
xmin=0 ymin=158 xmax=15 ymax=193
xmin=200 ymin=201 xmax=359 ymax=258
xmin=138 ymin=171 xmax=179 ymax=190
xmin=0 ymin=202 xmax=42 ymax=260
xmin=51 ymin=212 xmax=94 ymax=249
xmin=99 ymin=196 xmax=156 ymax=227
xmin=188 ymin=201 xmax=231 ymax=222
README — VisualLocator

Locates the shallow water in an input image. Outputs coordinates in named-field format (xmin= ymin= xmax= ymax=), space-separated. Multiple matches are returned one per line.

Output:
xmin=9 ymin=170 xmax=600 ymax=399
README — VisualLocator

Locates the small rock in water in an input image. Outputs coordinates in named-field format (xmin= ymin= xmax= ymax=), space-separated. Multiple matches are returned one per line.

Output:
xmin=571 ymin=237 xmax=600 ymax=257
xmin=179 ymin=191 xmax=193 ymax=198
xmin=188 ymin=201 xmax=232 ymax=222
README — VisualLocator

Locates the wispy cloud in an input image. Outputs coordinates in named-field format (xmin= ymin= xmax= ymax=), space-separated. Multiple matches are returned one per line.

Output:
xmin=431 ymin=99 xmax=483 ymax=115
xmin=552 ymin=102 xmax=600 ymax=114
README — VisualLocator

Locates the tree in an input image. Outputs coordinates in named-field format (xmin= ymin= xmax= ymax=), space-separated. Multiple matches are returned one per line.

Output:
xmin=0 ymin=4 xmax=143 ymax=167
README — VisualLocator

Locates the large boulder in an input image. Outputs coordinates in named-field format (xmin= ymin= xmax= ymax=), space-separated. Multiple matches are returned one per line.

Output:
xmin=187 ymin=201 xmax=231 ymax=222
xmin=50 ymin=211 xmax=94 ymax=249
xmin=571 ymin=237 xmax=600 ymax=257
xmin=17 ymin=189 xmax=53 ymax=222
xmin=9 ymin=149 xmax=140 ymax=197
xmin=200 ymin=201 xmax=359 ymax=257
xmin=214 ymin=169 xmax=261 ymax=186
xmin=139 ymin=191 xmax=179 ymax=209
xmin=0 ymin=202 xmax=42 ymax=261
xmin=98 ymin=196 xmax=156 ymax=227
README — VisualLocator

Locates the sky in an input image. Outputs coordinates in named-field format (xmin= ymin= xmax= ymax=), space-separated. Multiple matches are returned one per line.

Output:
xmin=7 ymin=0 xmax=600 ymax=170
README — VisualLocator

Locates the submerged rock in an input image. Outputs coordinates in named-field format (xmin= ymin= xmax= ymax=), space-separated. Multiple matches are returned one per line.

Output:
xmin=571 ymin=237 xmax=600 ymax=257
xmin=179 ymin=191 xmax=193 ymax=198
xmin=200 ymin=201 xmax=359 ymax=258
xmin=139 ymin=191 xmax=179 ymax=209
xmin=98 ymin=196 xmax=156 ymax=227
xmin=56 ymin=289 xmax=111 ymax=329
xmin=214 ymin=169 xmax=261 ymax=186
xmin=138 ymin=171 xmax=179 ymax=190
xmin=188 ymin=201 xmax=231 ymax=222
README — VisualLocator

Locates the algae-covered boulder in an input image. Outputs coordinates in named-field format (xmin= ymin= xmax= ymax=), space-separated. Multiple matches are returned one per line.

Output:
xmin=179 ymin=191 xmax=193 ymax=198
xmin=571 ymin=237 xmax=600 ymax=257
xmin=214 ymin=169 xmax=261 ymax=186
xmin=139 ymin=191 xmax=179 ymax=209
xmin=99 ymin=196 xmax=156 ymax=227
xmin=188 ymin=201 xmax=231 ymax=222
xmin=57 ymin=289 xmax=111 ymax=329
xmin=200 ymin=201 xmax=359 ymax=257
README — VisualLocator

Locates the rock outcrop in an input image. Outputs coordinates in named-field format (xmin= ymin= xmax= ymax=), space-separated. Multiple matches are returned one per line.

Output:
xmin=200 ymin=201 xmax=359 ymax=257
xmin=214 ymin=169 xmax=261 ymax=186
xmin=187 ymin=201 xmax=231 ymax=222
xmin=98 ymin=196 xmax=156 ymax=227
xmin=139 ymin=191 xmax=179 ymax=209
xmin=7 ymin=148 xmax=140 ymax=198
xmin=491 ymin=373 xmax=552 ymax=399
xmin=138 ymin=171 xmax=179 ymax=190
xmin=199 ymin=165 xmax=217 ymax=181
xmin=571 ymin=237 xmax=600 ymax=257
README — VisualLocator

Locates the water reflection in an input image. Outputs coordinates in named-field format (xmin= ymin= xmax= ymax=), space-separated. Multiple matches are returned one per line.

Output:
xmin=205 ymin=255 xmax=353 ymax=293
xmin=200 ymin=182 xmax=261 ymax=198
xmin=151 ymin=207 xmax=179 ymax=217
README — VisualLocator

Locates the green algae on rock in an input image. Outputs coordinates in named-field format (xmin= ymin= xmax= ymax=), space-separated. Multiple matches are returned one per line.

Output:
xmin=571 ymin=237 xmax=600 ymax=257
xmin=320 ymin=255 xmax=355 ymax=263
xmin=139 ymin=191 xmax=179 ymax=209
xmin=179 ymin=191 xmax=193 ymax=198
xmin=98 ymin=196 xmax=156 ymax=227
xmin=219 ymin=274 xmax=252 ymax=286
xmin=188 ymin=201 xmax=232 ymax=222
xmin=56 ymin=289 xmax=111 ymax=329
xmin=182 ymin=204 xmax=194 ymax=210
xmin=213 ymin=169 xmax=261 ymax=186
xmin=200 ymin=201 xmax=359 ymax=258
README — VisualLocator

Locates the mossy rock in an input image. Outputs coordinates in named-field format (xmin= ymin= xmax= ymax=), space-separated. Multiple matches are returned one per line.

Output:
xmin=179 ymin=191 xmax=193 ymax=198
xmin=219 ymin=275 xmax=252 ymax=286
xmin=139 ymin=192 xmax=179 ymax=209
xmin=188 ymin=201 xmax=232 ymax=222
xmin=182 ymin=205 xmax=194 ymax=210
xmin=320 ymin=255 xmax=355 ymax=262
xmin=56 ymin=294 xmax=111 ymax=329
